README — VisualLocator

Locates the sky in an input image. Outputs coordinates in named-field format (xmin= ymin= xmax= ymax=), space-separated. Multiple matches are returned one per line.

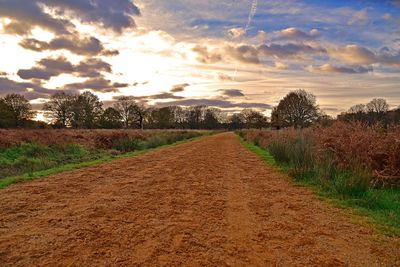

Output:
xmin=0 ymin=0 xmax=399 ymax=118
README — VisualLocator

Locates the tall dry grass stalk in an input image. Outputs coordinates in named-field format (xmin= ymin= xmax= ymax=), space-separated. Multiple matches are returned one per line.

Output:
xmin=241 ymin=121 xmax=400 ymax=188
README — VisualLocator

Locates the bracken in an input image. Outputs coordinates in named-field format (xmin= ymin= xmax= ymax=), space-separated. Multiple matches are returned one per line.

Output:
xmin=240 ymin=121 xmax=400 ymax=187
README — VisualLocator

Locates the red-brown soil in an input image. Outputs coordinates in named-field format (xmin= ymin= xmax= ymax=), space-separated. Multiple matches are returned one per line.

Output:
xmin=0 ymin=133 xmax=399 ymax=266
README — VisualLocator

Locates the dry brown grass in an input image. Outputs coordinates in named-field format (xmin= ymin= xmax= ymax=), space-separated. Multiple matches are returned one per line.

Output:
xmin=0 ymin=129 xmax=210 ymax=150
xmin=241 ymin=121 xmax=400 ymax=187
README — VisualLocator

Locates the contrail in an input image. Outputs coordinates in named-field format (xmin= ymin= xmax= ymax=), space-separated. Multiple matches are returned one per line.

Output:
xmin=233 ymin=0 xmax=258 ymax=80
xmin=245 ymin=0 xmax=258 ymax=33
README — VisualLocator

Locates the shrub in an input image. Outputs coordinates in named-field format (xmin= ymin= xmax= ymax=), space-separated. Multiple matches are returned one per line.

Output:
xmin=112 ymin=138 xmax=144 ymax=152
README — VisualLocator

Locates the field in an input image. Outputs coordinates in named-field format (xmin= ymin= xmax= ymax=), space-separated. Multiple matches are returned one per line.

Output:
xmin=0 ymin=132 xmax=399 ymax=266
xmin=0 ymin=129 xmax=209 ymax=188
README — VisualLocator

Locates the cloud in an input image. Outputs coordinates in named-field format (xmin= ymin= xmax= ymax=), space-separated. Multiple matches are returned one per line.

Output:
xmin=170 ymin=83 xmax=190 ymax=93
xmin=193 ymin=42 xmax=327 ymax=65
xmin=18 ymin=56 xmax=112 ymax=80
xmin=217 ymin=73 xmax=234 ymax=81
xmin=20 ymin=35 xmax=118 ymax=56
xmin=219 ymin=89 xmax=245 ymax=97
xmin=228 ymin=27 xmax=246 ymax=39
xmin=306 ymin=64 xmax=372 ymax=74
xmin=226 ymin=45 xmax=260 ymax=64
xmin=63 ymin=77 xmax=128 ymax=93
xmin=2 ymin=21 xmax=33 ymax=35
xmin=74 ymin=58 xmax=113 ymax=78
xmin=258 ymin=43 xmax=326 ymax=59
xmin=348 ymin=9 xmax=368 ymax=25
xmin=0 ymin=0 xmax=71 ymax=35
xmin=329 ymin=45 xmax=400 ymax=67
xmin=18 ymin=57 xmax=74 ymax=80
xmin=155 ymin=98 xmax=271 ymax=110
xmin=275 ymin=62 xmax=288 ymax=70
xmin=0 ymin=77 xmax=65 ymax=99
xmin=144 ymin=93 xmax=185 ymax=100
xmin=192 ymin=45 xmax=223 ymax=64
xmin=257 ymin=31 xmax=268 ymax=42
xmin=277 ymin=27 xmax=320 ymax=40
xmin=383 ymin=13 xmax=392 ymax=20
xmin=0 ymin=0 xmax=140 ymax=35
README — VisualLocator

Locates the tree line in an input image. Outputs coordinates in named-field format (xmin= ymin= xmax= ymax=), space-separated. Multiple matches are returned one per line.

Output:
xmin=0 ymin=92 xmax=269 ymax=130
xmin=1 ymin=90 xmax=398 ymax=130
xmin=339 ymin=98 xmax=400 ymax=126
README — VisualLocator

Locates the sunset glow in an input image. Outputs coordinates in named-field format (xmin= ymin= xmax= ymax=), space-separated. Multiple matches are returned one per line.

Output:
xmin=0 ymin=0 xmax=399 ymax=117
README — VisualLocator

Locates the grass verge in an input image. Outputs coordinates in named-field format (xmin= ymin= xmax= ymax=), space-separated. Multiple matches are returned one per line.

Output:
xmin=238 ymin=135 xmax=400 ymax=236
xmin=0 ymin=134 xmax=208 ymax=189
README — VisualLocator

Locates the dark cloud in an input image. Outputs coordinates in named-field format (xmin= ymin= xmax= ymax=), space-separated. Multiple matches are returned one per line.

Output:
xmin=155 ymin=99 xmax=271 ymax=109
xmin=63 ymin=77 xmax=129 ymax=92
xmin=0 ymin=77 xmax=68 ymax=100
xmin=170 ymin=83 xmax=189 ymax=93
xmin=75 ymin=58 xmax=112 ymax=78
xmin=18 ymin=56 xmax=112 ymax=80
xmin=0 ymin=0 xmax=71 ymax=35
xmin=306 ymin=64 xmax=372 ymax=74
xmin=131 ymin=92 xmax=184 ymax=101
xmin=193 ymin=45 xmax=223 ymax=64
xmin=40 ymin=0 xmax=141 ymax=33
xmin=219 ymin=89 xmax=245 ymax=97
xmin=20 ymin=35 xmax=118 ymax=56
xmin=0 ymin=0 xmax=140 ymax=35
xmin=226 ymin=45 xmax=260 ymax=64
xmin=18 ymin=57 xmax=74 ymax=80
xmin=2 ymin=21 xmax=32 ymax=35
xmin=146 ymin=93 xmax=185 ymax=100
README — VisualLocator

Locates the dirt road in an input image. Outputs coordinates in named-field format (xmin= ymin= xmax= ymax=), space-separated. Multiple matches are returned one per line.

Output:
xmin=0 ymin=133 xmax=399 ymax=266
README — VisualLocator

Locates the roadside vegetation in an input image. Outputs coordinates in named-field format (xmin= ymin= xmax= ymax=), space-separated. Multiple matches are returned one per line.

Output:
xmin=0 ymin=130 xmax=208 ymax=188
xmin=238 ymin=122 xmax=400 ymax=234
xmin=237 ymin=89 xmax=400 ymax=234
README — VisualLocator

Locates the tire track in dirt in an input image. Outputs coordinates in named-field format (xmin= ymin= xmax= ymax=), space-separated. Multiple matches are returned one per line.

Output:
xmin=0 ymin=133 xmax=399 ymax=266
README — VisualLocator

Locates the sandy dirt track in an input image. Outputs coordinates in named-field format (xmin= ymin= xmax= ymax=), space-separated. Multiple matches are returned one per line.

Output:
xmin=0 ymin=133 xmax=399 ymax=266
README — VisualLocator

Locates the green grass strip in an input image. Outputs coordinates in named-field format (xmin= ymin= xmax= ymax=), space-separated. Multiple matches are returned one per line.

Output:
xmin=0 ymin=135 xmax=208 ymax=190
xmin=237 ymin=135 xmax=400 ymax=237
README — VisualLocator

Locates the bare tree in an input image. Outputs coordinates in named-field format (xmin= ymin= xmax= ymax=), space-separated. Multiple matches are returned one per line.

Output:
xmin=171 ymin=106 xmax=187 ymax=128
xmin=132 ymin=103 xmax=148 ymax=130
xmin=114 ymin=96 xmax=137 ymax=128
xmin=273 ymin=89 xmax=319 ymax=128
xmin=348 ymin=104 xmax=366 ymax=114
xmin=366 ymin=98 xmax=389 ymax=114
xmin=43 ymin=92 xmax=74 ymax=128
xmin=114 ymin=96 xmax=147 ymax=129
